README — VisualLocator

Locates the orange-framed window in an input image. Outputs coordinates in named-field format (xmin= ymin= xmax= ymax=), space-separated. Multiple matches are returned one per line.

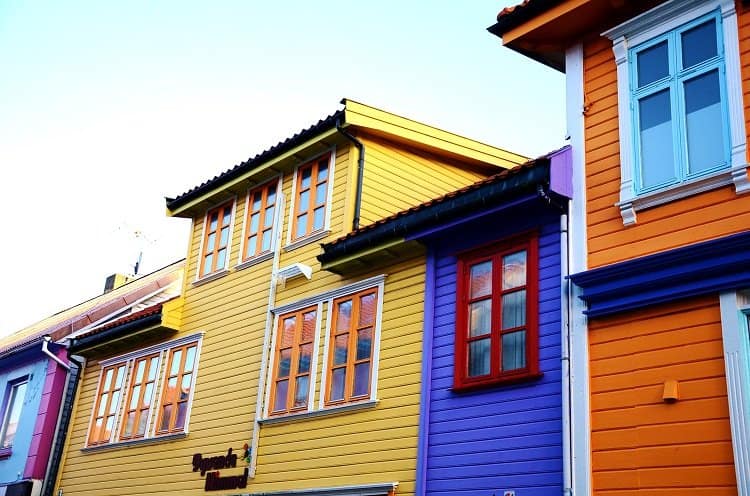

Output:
xmin=119 ymin=353 xmax=160 ymax=441
xmin=269 ymin=306 xmax=317 ymax=415
xmin=292 ymin=153 xmax=330 ymax=240
xmin=326 ymin=288 xmax=378 ymax=405
xmin=156 ymin=343 xmax=198 ymax=434
xmin=243 ymin=181 xmax=277 ymax=260
xmin=88 ymin=364 xmax=127 ymax=445
xmin=200 ymin=202 xmax=233 ymax=277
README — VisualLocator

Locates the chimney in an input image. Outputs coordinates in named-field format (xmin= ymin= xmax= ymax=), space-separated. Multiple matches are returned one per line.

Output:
xmin=104 ymin=273 xmax=132 ymax=293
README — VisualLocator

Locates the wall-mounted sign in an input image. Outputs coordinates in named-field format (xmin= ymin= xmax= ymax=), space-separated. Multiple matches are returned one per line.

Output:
xmin=192 ymin=448 xmax=248 ymax=491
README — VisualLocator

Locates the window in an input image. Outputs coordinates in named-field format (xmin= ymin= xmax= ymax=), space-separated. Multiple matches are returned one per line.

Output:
xmin=199 ymin=202 xmax=234 ymax=277
xmin=291 ymin=153 xmax=331 ymax=241
xmin=326 ymin=288 xmax=378 ymax=405
xmin=269 ymin=306 xmax=318 ymax=415
xmin=454 ymin=233 xmax=539 ymax=389
xmin=0 ymin=379 xmax=28 ymax=449
xmin=242 ymin=180 xmax=278 ymax=261
xmin=86 ymin=336 xmax=201 ymax=447
xmin=263 ymin=276 xmax=385 ymax=419
xmin=604 ymin=0 xmax=749 ymax=224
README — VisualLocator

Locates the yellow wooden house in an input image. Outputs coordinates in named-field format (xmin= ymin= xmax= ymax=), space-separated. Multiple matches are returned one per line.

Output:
xmin=53 ymin=99 xmax=525 ymax=496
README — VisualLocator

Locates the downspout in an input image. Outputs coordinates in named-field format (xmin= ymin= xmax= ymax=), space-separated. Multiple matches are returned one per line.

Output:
xmin=560 ymin=213 xmax=573 ymax=496
xmin=41 ymin=336 xmax=70 ymax=371
xmin=335 ymin=119 xmax=365 ymax=231
xmin=41 ymin=341 xmax=84 ymax=496
xmin=248 ymin=191 xmax=286 ymax=478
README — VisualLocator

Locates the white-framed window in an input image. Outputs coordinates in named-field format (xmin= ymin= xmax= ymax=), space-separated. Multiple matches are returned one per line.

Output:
xmin=196 ymin=200 xmax=235 ymax=280
xmin=604 ymin=0 xmax=750 ymax=225
xmin=263 ymin=275 xmax=385 ymax=420
xmin=0 ymin=378 xmax=28 ymax=450
xmin=85 ymin=334 xmax=203 ymax=447
xmin=719 ymin=290 xmax=750 ymax=492
xmin=285 ymin=149 xmax=335 ymax=250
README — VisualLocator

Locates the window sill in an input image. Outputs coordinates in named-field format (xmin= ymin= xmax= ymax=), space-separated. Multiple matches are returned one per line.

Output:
xmin=0 ymin=447 xmax=11 ymax=459
xmin=259 ymin=399 xmax=378 ymax=425
xmin=192 ymin=268 xmax=229 ymax=287
xmin=284 ymin=230 xmax=330 ymax=252
xmin=81 ymin=432 xmax=187 ymax=453
xmin=235 ymin=251 xmax=273 ymax=271
xmin=452 ymin=372 xmax=543 ymax=393
xmin=618 ymin=164 xmax=750 ymax=225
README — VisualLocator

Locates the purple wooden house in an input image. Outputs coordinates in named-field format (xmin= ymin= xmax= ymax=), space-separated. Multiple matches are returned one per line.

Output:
xmin=320 ymin=145 xmax=573 ymax=496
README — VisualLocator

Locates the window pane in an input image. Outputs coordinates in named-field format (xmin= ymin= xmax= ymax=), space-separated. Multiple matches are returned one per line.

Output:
xmin=109 ymin=391 xmax=120 ymax=414
xmin=137 ymin=410 xmax=148 ymax=436
xmin=502 ymin=330 xmax=527 ymax=371
xmin=247 ymin=235 xmax=258 ymax=254
xmin=114 ymin=366 xmax=125 ymax=387
xmin=263 ymin=206 xmax=275 ymax=228
xmin=302 ymin=311 xmax=316 ymax=341
xmin=336 ymin=300 xmax=352 ymax=331
xmin=209 ymin=212 xmax=218 ymax=231
xmin=329 ymin=368 xmax=345 ymax=401
xmin=315 ymin=183 xmax=327 ymax=206
xmin=281 ymin=317 xmax=295 ymax=347
xmin=298 ymin=344 xmax=312 ymax=373
xmin=103 ymin=369 xmax=113 ymax=390
xmin=278 ymin=348 xmax=291 ymax=377
xmin=180 ymin=374 xmax=192 ymax=400
xmin=160 ymin=405 xmax=172 ymax=431
xmin=104 ymin=416 xmax=115 ymax=440
xmin=503 ymin=251 xmax=527 ymax=289
xmin=313 ymin=206 xmax=325 ymax=231
xmin=502 ymin=290 xmax=527 ymax=329
xmin=317 ymin=161 xmax=328 ymax=181
xmin=184 ymin=346 xmax=197 ymax=372
xmin=122 ymin=411 xmax=135 ymax=438
xmin=135 ymin=360 xmax=146 ymax=382
xmin=356 ymin=328 xmax=372 ymax=360
xmin=202 ymin=253 xmax=213 ymax=275
xmin=300 ymin=167 xmax=312 ymax=188
xmin=294 ymin=376 xmax=309 ymax=408
xmin=468 ymin=338 xmax=491 ymax=377
xmin=148 ymin=359 xmax=159 ymax=381
xmin=175 ymin=402 xmax=188 ymax=430
xmin=249 ymin=213 xmax=259 ymax=233
xmin=353 ymin=362 xmax=370 ymax=397
xmin=143 ymin=383 xmax=154 ymax=407
xmin=217 ymin=248 xmax=227 ymax=269
xmin=222 ymin=208 xmax=231 ymax=226
xmin=682 ymin=19 xmax=717 ymax=69
xmin=165 ymin=377 xmax=177 ymax=402
xmin=296 ymin=214 xmax=308 ymax=238
xmin=469 ymin=299 xmax=492 ymax=337
xmin=97 ymin=393 xmax=108 ymax=416
xmin=206 ymin=232 xmax=216 ymax=252
xmin=267 ymin=186 xmax=276 ymax=205
xmin=261 ymin=231 xmax=271 ymax=252
xmin=170 ymin=350 xmax=183 ymax=375
xmin=1 ymin=382 xmax=26 ymax=448
xmin=637 ymin=41 xmax=669 ymax=87
xmin=273 ymin=380 xmax=288 ymax=412
xmin=639 ymin=89 xmax=676 ymax=188
xmin=334 ymin=334 xmax=348 ymax=365
xmin=359 ymin=293 xmax=377 ymax=326
xmin=470 ymin=261 xmax=492 ymax=298
xmin=219 ymin=226 xmax=229 ymax=247
xmin=129 ymin=385 xmax=141 ymax=408
xmin=252 ymin=192 xmax=262 ymax=211
xmin=685 ymin=69 xmax=725 ymax=173
xmin=298 ymin=190 xmax=310 ymax=213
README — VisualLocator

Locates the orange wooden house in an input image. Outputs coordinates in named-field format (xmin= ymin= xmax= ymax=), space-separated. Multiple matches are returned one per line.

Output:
xmin=490 ymin=1 xmax=750 ymax=494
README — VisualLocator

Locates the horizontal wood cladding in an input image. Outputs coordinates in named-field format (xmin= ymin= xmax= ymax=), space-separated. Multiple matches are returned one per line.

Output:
xmin=357 ymin=135 xmax=491 ymax=228
xmin=425 ymin=214 xmax=563 ymax=496
xmin=588 ymin=295 xmax=737 ymax=494
xmin=582 ymin=7 xmax=750 ymax=269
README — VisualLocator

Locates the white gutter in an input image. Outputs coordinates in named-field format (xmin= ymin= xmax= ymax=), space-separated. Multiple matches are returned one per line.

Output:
xmin=560 ymin=214 xmax=573 ymax=496
xmin=248 ymin=191 xmax=286 ymax=478
xmin=41 ymin=336 xmax=70 ymax=371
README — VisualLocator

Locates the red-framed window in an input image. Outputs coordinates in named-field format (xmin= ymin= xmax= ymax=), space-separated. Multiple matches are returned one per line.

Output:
xmin=88 ymin=364 xmax=127 ymax=445
xmin=454 ymin=232 xmax=539 ymax=389
xmin=325 ymin=288 xmax=378 ymax=405
xmin=156 ymin=343 xmax=198 ymax=434
xmin=199 ymin=202 xmax=233 ymax=277
xmin=119 ymin=353 xmax=160 ymax=440
xmin=292 ymin=153 xmax=330 ymax=240
xmin=243 ymin=181 xmax=277 ymax=260
xmin=269 ymin=306 xmax=318 ymax=415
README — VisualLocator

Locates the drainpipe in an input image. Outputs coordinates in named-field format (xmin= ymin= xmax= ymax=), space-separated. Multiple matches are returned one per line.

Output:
xmin=335 ymin=119 xmax=365 ymax=231
xmin=248 ymin=191 xmax=286 ymax=478
xmin=41 ymin=339 xmax=84 ymax=496
xmin=560 ymin=213 xmax=573 ymax=496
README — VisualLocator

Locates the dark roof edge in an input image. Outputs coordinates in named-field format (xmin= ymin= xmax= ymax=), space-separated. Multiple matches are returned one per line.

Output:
xmin=69 ymin=312 xmax=163 ymax=353
xmin=488 ymin=0 xmax=565 ymax=37
xmin=166 ymin=111 xmax=344 ymax=211
xmin=318 ymin=160 xmax=554 ymax=265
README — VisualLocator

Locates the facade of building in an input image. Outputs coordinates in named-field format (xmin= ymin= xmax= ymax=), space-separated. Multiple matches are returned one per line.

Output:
xmin=52 ymin=99 xmax=526 ymax=496
xmin=0 ymin=261 xmax=183 ymax=496
xmin=491 ymin=1 xmax=750 ymax=494
xmin=320 ymin=147 xmax=573 ymax=496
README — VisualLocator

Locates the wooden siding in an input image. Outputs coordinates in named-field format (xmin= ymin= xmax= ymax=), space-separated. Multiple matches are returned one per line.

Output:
xmin=589 ymin=295 xmax=737 ymax=495
xmin=582 ymin=3 xmax=750 ymax=269
xmin=357 ymin=134 xmax=491 ymax=228
xmin=424 ymin=206 xmax=564 ymax=496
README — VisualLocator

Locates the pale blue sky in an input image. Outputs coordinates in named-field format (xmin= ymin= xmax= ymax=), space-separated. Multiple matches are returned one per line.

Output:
xmin=0 ymin=1 xmax=564 ymax=335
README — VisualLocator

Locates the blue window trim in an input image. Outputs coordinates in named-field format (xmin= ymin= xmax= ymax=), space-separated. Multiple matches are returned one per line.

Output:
xmin=629 ymin=8 xmax=731 ymax=195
